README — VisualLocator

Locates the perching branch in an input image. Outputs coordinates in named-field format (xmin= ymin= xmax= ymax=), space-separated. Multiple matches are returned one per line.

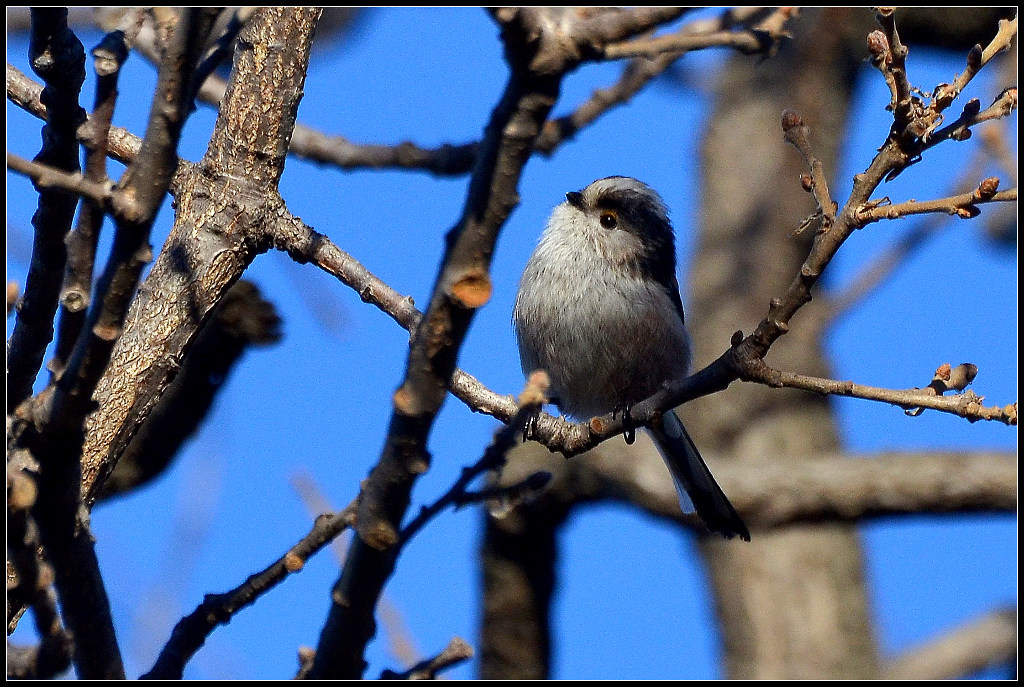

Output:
xmin=399 ymin=371 xmax=551 ymax=546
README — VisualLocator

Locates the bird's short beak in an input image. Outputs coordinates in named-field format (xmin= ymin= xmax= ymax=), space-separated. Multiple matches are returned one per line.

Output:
xmin=565 ymin=190 xmax=584 ymax=209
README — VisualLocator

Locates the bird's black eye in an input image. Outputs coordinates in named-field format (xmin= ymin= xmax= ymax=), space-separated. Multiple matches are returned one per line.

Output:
xmin=599 ymin=211 xmax=618 ymax=229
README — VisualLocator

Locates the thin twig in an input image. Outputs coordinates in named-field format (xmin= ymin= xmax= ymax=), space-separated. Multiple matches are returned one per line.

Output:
xmin=854 ymin=183 xmax=1016 ymax=225
xmin=6 ymin=151 xmax=114 ymax=207
xmin=783 ymin=110 xmax=838 ymax=230
xmin=143 ymin=503 xmax=358 ymax=679
xmin=922 ymin=86 xmax=1018 ymax=152
xmin=380 ymin=637 xmax=475 ymax=680
xmin=288 ymin=128 xmax=479 ymax=175
xmin=399 ymin=371 xmax=551 ymax=545
xmin=604 ymin=7 xmax=797 ymax=60
xmin=739 ymin=359 xmax=1016 ymax=425
xmin=873 ymin=8 xmax=912 ymax=118
xmin=53 ymin=13 xmax=139 ymax=374
xmin=932 ymin=15 xmax=1018 ymax=112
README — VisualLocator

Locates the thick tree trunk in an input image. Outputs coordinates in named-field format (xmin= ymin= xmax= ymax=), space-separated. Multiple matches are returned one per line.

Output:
xmin=684 ymin=8 xmax=879 ymax=678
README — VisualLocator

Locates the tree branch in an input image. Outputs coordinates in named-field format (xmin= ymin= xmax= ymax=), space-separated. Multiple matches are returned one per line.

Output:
xmin=854 ymin=183 xmax=1015 ymax=225
xmin=76 ymin=8 xmax=321 ymax=506
xmin=6 ymin=152 xmax=112 ymax=207
xmin=380 ymin=637 xmax=474 ymax=680
xmin=740 ymin=359 xmax=1016 ymax=426
xmin=143 ymin=503 xmax=357 ymax=679
xmin=6 ymin=8 xmax=86 ymax=412
xmin=549 ymin=446 xmax=1017 ymax=532
xmin=883 ymin=607 xmax=1017 ymax=679
xmin=53 ymin=11 xmax=141 ymax=374
xmin=603 ymin=7 xmax=797 ymax=59
xmin=931 ymin=15 xmax=1017 ymax=112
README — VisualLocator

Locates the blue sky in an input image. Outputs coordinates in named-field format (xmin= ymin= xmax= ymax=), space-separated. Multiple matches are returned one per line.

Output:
xmin=6 ymin=8 xmax=1017 ymax=679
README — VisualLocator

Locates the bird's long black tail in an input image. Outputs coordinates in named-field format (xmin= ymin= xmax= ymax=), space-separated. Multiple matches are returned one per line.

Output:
xmin=648 ymin=410 xmax=750 ymax=541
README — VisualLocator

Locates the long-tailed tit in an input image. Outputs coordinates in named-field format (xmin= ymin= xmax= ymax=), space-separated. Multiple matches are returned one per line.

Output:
xmin=513 ymin=176 xmax=750 ymax=540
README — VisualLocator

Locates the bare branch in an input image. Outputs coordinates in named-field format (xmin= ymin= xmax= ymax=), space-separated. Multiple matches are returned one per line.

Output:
xmin=7 ymin=62 xmax=187 ymax=170
xmin=563 ymin=447 xmax=1018 ymax=531
xmin=380 ymin=637 xmax=475 ymax=680
xmin=289 ymin=127 xmax=478 ymax=175
xmin=825 ymin=145 xmax=990 ymax=321
xmin=923 ymin=86 xmax=1018 ymax=151
xmin=783 ymin=110 xmax=838 ymax=230
xmin=604 ymin=7 xmax=797 ymax=59
xmin=883 ymin=608 xmax=1017 ymax=679
xmin=870 ymin=8 xmax=912 ymax=117
xmin=273 ymin=216 xmax=420 ymax=330
xmin=6 ymin=152 xmax=113 ymax=207
xmin=6 ymin=9 xmax=86 ymax=412
xmin=399 ymin=372 xmax=551 ymax=545
xmin=855 ymin=183 xmax=1015 ymax=225
xmin=6 ymin=62 xmax=45 ymax=118
xmin=932 ymin=15 xmax=1018 ymax=112
xmin=143 ymin=503 xmax=357 ymax=679
xmin=739 ymin=359 xmax=1016 ymax=426
xmin=53 ymin=14 xmax=139 ymax=374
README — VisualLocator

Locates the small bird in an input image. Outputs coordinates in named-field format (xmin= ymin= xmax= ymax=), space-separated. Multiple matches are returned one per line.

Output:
xmin=513 ymin=176 xmax=749 ymax=540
